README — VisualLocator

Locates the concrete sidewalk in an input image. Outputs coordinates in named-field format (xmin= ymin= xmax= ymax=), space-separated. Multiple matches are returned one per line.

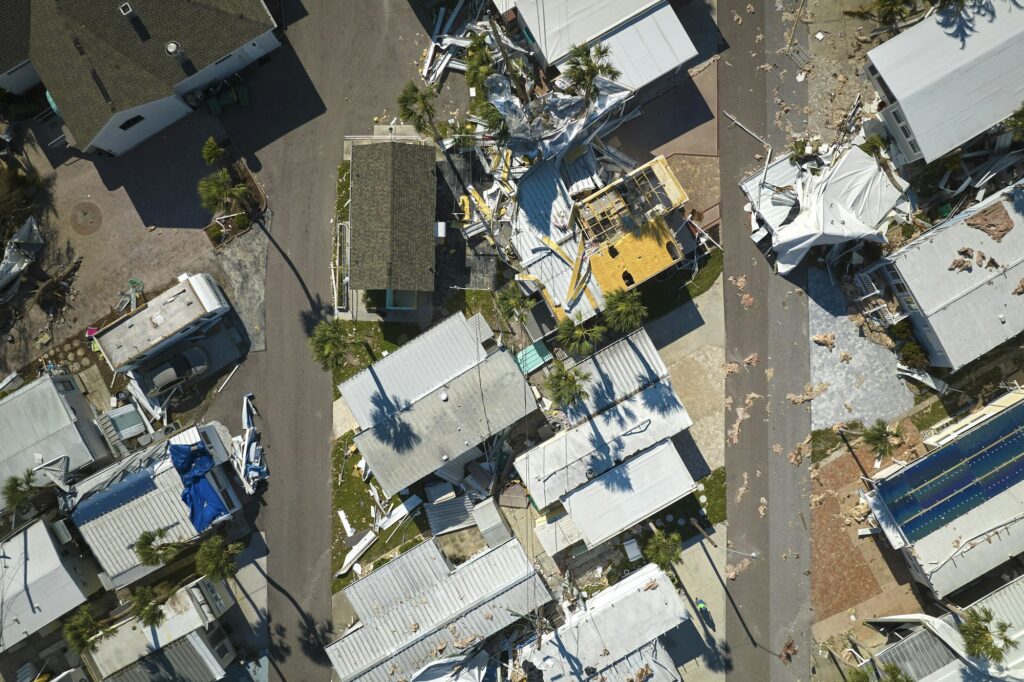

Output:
xmin=669 ymin=522 xmax=731 ymax=680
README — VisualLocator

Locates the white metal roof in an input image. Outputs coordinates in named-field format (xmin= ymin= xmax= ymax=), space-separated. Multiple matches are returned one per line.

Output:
xmin=513 ymin=378 xmax=692 ymax=509
xmin=563 ymin=438 xmax=696 ymax=548
xmin=325 ymin=539 xmax=552 ymax=682
xmin=340 ymin=313 xmax=486 ymax=430
xmin=564 ymin=327 xmax=669 ymax=425
xmin=497 ymin=0 xmax=658 ymax=65
xmin=885 ymin=181 xmax=1024 ymax=370
xmin=592 ymin=1 xmax=697 ymax=90
xmin=867 ymin=3 xmax=1024 ymax=162
xmin=0 ymin=375 xmax=103 ymax=494
xmin=354 ymin=350 xmax=537 ymax=496
xmin=522 ymin=563 xmax=688 ymax=681
xmin=0 ymin=521 xmax=91 ymax=653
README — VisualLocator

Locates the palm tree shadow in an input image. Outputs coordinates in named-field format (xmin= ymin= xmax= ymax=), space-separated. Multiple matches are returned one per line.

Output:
xmin=298 ymin=292 xmax=327 ymax=336
xmin=367 ymin=389 xmax=421 ymax=453
xmin=934 ymin=0 xmax=1002 ymax=46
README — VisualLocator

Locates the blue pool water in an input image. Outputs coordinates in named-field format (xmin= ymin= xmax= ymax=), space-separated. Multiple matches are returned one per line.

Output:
xmin=876 ymin=400 xmax=1024 ymax=543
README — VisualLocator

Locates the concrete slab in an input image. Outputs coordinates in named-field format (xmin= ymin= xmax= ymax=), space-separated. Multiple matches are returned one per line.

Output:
xmin=76 ymin=364 xmax=112 ymax=414
xmin=217 ymin=224 xmax=269 ymax=353
xmin=224 ymin=533 xmax=269 ymax=653
xmin=332 ymin=397 xmax=358 ymax=440
xmin=669 ymin=523 xmax=731 ymax=680
xmin=806 ymin=267 xmax=914 ymax=430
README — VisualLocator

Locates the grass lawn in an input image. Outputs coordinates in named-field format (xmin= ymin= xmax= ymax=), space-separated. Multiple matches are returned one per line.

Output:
xmin=442 ymin=288 xmax=504 ymax=332
xmin=701 ymin=467 xmax=726 ymax=525
xmin=911 ymin=399 xmax=951 ymax=431
xmin=639 ymin=248 xmax=723 ymax=321
xmin=330 ymin=431 xmax=428 ymax=592
xmin=328 ymin=320 xmax=423 ymax=398
xmin=336 ymin=160 xmax=350 ymax=222
xmin=810 ymin=421 xmax=862 ymax=463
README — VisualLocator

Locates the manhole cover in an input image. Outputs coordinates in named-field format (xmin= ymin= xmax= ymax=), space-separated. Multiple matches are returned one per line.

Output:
xmin=71 ymin=201 xmax=102 ymax=235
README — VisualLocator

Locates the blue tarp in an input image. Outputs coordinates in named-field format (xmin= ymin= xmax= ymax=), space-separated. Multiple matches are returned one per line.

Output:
xmin=169 ymin=442 xmax=229 ymax=532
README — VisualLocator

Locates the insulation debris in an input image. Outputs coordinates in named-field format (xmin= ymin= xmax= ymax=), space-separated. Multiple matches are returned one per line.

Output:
xmin=772 ymin=443 xmax=783 ymax=454
xmin=788 ymin=436 xmax=811 ymax=466
xmin=726 ymin=558 xmax=752 ymax=580
xmin=740 ymin=292 xmax=755 ymax=308
xmin=732 ymin=10 xmax=743 ymax=23
xmin=965 ymin=201 xmax=1014 ymax=242
xmin=1014 ymin=279 xmax=1024 ymax=296
xmin=948 ymin=257 xmax=971 ymax=272
xmin=643 ymin=579 xmax=659 ymax=591
xmin=957 ymin=246 xmax=975 ymax=259
xmin=729 ymin=274 xmax=748 ymax=290
xmin=744 ymin=352 xmax=761 ymax=366
xmin=765 ymin=367 xmax=775 ymax=381
xmin=758 ymin=497 xmax=768 ymax=518
xmin=736 ymin=472 xmax=750 ymax=503
xmin=812 ymin=333 xmax=836 ymax=350
xmin=725 ymin=396 xmax=734 ymax=411
xmin=975 ymin=250 xmax=986 ymax=267
xmin=725 ymin=361 xmax=742 ymax=376
xmin=745 ymin=392 xmax=762 ymax=407
xmin=729 ymin=407 xmax=750 ymax=445
xmin=839 ymin=351 xmax=852 ymax=364
xmin=787 ymin=383 xmax=829 ymax=404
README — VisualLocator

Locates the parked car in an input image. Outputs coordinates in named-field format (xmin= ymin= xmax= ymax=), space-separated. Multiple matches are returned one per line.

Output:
xmin=146 ymin=346 xmax=209 ymax=397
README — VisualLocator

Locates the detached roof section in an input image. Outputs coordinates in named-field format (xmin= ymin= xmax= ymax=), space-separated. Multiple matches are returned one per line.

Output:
xmin=0 ymin=521 xmax=92 ymax=654
xmin=884 ymin=181 xmax=1024 ymax=370
xmin=29 ymin=0 xmax=276 ymax=146
xmin=521 ymin=563 xmax=689 ymax=681
xmin=325 ymin=539 xmax=552 ymax=682
xmin=0 ymin=375 xmax=103 ymax=490
xmin=349 ymin=140 xmax=437 ymax=292
xmin=866 ymin=3 xmax=1024 ymax=162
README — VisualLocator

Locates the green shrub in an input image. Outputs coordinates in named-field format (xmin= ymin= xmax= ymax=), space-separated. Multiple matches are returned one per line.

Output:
xmin=205 ymin=223 xmax=223 ymax=244
xmin=900 ymin=341 xmax=931 ymax=369
xmin=860 ymin=134 xmax=888 ymax=159
xmin=234 ymin=213 xmax=252 ymax=231
xmin=900 ymin=223 xmax=915 ymax=240
xmin=890 ymin=320 xmax=915 ymax=343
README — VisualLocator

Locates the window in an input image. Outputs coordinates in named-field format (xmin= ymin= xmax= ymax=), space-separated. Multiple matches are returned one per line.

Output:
xmin=216 ymin=643 xmax=230 ymax=659
xmin=909 ymin=140 xmax=921 ymax=154
xmin=899 ymin=125 xmax=912 ymax=140
xmin=119 ymin=115 xmax=144 ymax=131
xmin=892 ymin=109 xmax=903 ymax=124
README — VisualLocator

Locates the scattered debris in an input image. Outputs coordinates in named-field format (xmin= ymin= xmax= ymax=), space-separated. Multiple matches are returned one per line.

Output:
xmin=725 ymin=396 xmax=734 ymax=411
xmin=643 ymin=579 xmax=659 ymax=591
xmin=732 ymin=10 xmax=743 ymax=23
xmin=735 ymin=472 xmax=750 ymax=503
xmin=1014 ymin=279 xmax=1024 ymax=296
xmin=812 ymin=333 xmax=836 ymax=350
xmin=787 ymin=383 xmax=829 ymax=404
xmin=772 ymin=443 xmax=783 ymax=454
xmin=779 ymin=639 xmax=798 ymax=664
xmin=948 ymin=257 xmax=971 ymax=272
xmin=810 ymin=465 xmax=820 ymax=483
xmin=726 ymin=558 xmax=752 ymax=580
xmin=810 ymin=493 xmax=825 ymax=508
xmin=765 ymin=367 xmax=775 ymax=381
xmin=744 ymin=352 xmax=760 ymax=366
xmin=740 ymin=292 xmax=755 ymax=308
xmin=729 ymin=274 xmax=748 ymax=290
xmin=745 ymin=392 xmax=762 ymax=407
xmin=843 ymin=401 xmax=854 ymax=412
xmin=966 ymin=201 xmax=1014 ymax=242
xmin=746 ymin=2 xmax=756 ymax=12
xmin=788 ymin=436 xmax=811 ymax=466
xmin=986 ymin=257 xmax=1001 ymax=270
xmin=839 ymin=351 xmax=852 ymax=364
xmin=758 ymin=497 xmax=768 ymax=518
xmin=957 ymin=246 xmax=975 ymax=259
xmin=975 ymin=250 xmax=986 ymax=267
xmin=411 ymin=622 xmax=420 ymax=632
xmin=725 ymin=361 xmax=742 ymax=376
xmin=729 ymin=407 xmax=750 ymax=445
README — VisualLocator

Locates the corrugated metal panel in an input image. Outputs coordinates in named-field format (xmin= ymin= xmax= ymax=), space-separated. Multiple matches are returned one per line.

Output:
xmin=514 ymin=378 xmax=692 ymax=509
xmin=354 ymin=351 xmax=537 ymax=496
xmin=105 ymin=630 xmax=224 ymax=682
xmin=510 ymin=161 xmax=573 ymax=262
xmin=340 ymin=313 xmax=485 ymax=430
xmin=465 ymin=313 xmax=493 ymax=346
xmin=473 ymin=499 xmax=512 ymax=547
xmin=325 ymin=539 xmax=552 ymax=682
xmin=592 ymin=1 xmax=698 ymax=90
xmin=425 ymin=496 xmax=476 ymax=535
xmin=872 ymin=628 xmax=957 ymax=681
xmin=525 ymin=240 xmax=605 ymax=323
xmin=344 ymin=540 xmax=450 ymax=619
xmin=563 ymin=438 xmax=696 ymax=548
xmin=867 ymin=8 xmax=1024 ymax=162
xmin=562 ymin=146 xmax=602 ymax=197
xmin=0 ymin=376 xmax=98 ymax=487
xmin=565 ymin=328 xmax=668 ymax=425
xmin=969 ymin=573 xmax=1024 ymax=637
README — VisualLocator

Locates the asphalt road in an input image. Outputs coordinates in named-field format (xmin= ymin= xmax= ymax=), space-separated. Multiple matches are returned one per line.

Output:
xmin=718 ymin=0 xmax=814 ymax=679
xmin=203 ymin=2 xmax=465 ymax=680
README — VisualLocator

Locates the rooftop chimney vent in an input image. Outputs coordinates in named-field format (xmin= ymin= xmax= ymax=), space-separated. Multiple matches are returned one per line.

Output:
xmin=165 ymin=41 xmax=182 ymax=58
xmin=119 ymin=2 xmax=133 ymax=15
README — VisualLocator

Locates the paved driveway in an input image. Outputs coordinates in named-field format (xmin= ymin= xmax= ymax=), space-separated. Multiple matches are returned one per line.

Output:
xmin=202 ymin=2 xmax=467 ymax=680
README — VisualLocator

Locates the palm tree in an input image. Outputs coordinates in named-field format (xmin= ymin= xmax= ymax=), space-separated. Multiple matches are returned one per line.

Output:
xmin=64 ymin=606 xmax=115 ymax=655
xmin=201 ymin=136 xmax=226 ymax=166
xmin=475 ymin=101 xmax=510 ymax=144
xmin=133 ymin=529 xmax=184 ymax=567
xmin=397 ymin=81 xmax=440 ymax=141
xmin=496 ymin=285 xmax=535 ymax=325
xmin=873 ymin=0 xmax=915 ymax=25
xmin=555 ymin=314 xmax=605 ymax=357
xmin=464 ymin=34 xmax=494 ymax=91
xmin=2 ymin=469 xmax=36 ymax=517
xmin=644 ymin=529 xmax=683 ymax=572
xmin=959 ymin=606 xmax=1019 ymax=665
xmin=603 ymin=289 xmax=648 ymax=333
xmin=195 ymin=535 xmax=244 ymax=581
xmin=198 ymin=168 xmax=249 ymax=214
xmin=1006 ymin=103 xmax=1024 ymax=142
xmin=310 ymin=317 xmax=355 ymax=375
xmin=545 ymin=361 xmax=591 ymax=409
xmin=861 ymin=419 xmax=901 ymax=459
xmin=563 ymin=43 xmax=621 ymax=103
xmin=130 ymin=586 xmax=169 ymax=628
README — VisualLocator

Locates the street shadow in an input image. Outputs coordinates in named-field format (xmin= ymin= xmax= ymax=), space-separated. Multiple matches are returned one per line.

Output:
xmin=257 ymin=219 xmax=319 ymax=319
xmin=663 ymin=618 xmax=733 ymax=673
xmin=672 ymin=430 xmax=711 ymax=480
xmin=217 ymin=40 xmax=326 ymax=172
xmin=298 ymin=292 xmax=328 ymax=336
xmin=93 ymin=112 xmax=226 ymax=228
xmin=670 ymin=0 xmax=727 ymax=65
xmin=403 ymin=0 xmax=457 ymax=33
xmin=259 ymin=564 xmax=333 ymax=667
xmin=271 ymin=0 xmax=310 ymax=31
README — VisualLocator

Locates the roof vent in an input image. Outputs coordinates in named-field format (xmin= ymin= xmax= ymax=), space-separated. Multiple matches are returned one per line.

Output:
xmin=119 ymin=2 xmax=133 ymax=15
xmin=440 ymin=390 xmax=449 ymax=402
xmin=165 ymin=41 xmax=182 ymax=58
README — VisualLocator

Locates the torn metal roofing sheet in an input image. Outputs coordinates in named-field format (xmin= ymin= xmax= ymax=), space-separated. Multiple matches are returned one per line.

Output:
xmin=424 ymin=495 xmax=475 ymax=536
xmin=867 ymin=3 xmax=1024 ymax=162
xmin=325 ymin=539 xmax=552 ymax=682
xmin=514 ymin=378 xmax=692 ymax=509
xmin=592 ymin=1 xmax=698 ymax=90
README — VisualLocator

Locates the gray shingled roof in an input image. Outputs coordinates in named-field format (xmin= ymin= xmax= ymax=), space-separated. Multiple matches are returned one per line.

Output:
xmin=354 ymin=349 xmax=537 ymax=496
xmin=0 ymin=0 xmax=30 ymax=72
xmin=29 ymin=0 xmax=275 ymax=146
xmin=104 ymin=630 xmax=224 ymax=682
xmin=349 ymin=141 xmax=437 ymax=292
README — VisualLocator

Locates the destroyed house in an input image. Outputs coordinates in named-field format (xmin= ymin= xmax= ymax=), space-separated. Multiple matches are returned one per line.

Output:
xmin=865 ymin=2 xmax=1024 ymax=164
xmin=0 ymin=374 xmax=111 ymax=510
xmin=348 ymin=136 xmax=437 ymax=310
xmin=65 ymin=424 xmax=242 ymax=590
xmin=520 ymin=563 xmax=690 ymax=681
xmin=510 ymin=156 xmax=689 ymax=341
xmin=0 ymin=520 xmax=100 ymax=655
xmin=84 ymin=577 xmax=237 ymax=681
xmin=866 ymin=390 xmax=1024 ymax=598
xmin=497 ymin=0 xmax=697 ymax=91
xmin=95 ymin=272 xmax=230 ymax=373
xmin=514 ymin=329 xmax=696 ymax=557
xmin=861 ymin=181 xmax=1024 ymax=371
xmin=0 ymin=0 xmax=279 ymax=156
xmin=339 ymin=312 xmax=538 ymax=496
xmin=324 ymin=538 xmax=552 ymax=682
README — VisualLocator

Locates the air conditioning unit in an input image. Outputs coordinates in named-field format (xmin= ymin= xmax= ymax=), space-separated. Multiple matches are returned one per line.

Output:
xmin=51 ymin=519 xmax=74 ymax=545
